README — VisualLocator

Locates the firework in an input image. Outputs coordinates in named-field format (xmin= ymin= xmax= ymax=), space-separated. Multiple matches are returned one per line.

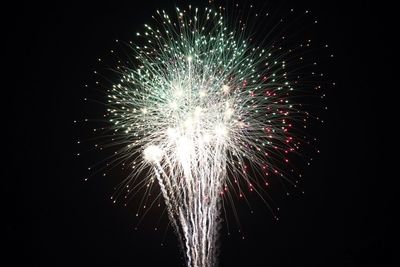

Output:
xmin=83 ymin=3 xmax=328 ymax=267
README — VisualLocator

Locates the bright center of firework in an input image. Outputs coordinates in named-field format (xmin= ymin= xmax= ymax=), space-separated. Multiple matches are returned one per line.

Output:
xmin=143 ymin=145 xmax=163 ymax=163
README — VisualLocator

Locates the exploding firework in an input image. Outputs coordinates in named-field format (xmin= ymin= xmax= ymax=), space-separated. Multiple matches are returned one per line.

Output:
xmin=81 ymin=2 xmax=329 ymax=267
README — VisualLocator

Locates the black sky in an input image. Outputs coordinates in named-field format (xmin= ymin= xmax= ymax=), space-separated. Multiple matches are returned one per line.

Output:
xmin=7 ymin=0 xmax=391 ymax=266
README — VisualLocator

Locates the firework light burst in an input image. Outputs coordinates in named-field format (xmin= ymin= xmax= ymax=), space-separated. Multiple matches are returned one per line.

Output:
xmin=80 ymin=2 xmax=329 ymax=267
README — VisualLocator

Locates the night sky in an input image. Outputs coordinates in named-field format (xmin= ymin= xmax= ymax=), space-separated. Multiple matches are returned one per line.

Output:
xmin=8 ymin=0 xmax=391 ymax=266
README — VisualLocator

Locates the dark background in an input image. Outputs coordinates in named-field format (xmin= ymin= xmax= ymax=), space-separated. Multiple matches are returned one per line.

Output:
xmin=7 ymin=0 xmax=391 ymax=266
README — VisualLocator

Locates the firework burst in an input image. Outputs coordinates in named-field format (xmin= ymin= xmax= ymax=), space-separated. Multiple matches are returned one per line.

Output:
xmin=81 ymin=3 xmax=329 ymax=267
